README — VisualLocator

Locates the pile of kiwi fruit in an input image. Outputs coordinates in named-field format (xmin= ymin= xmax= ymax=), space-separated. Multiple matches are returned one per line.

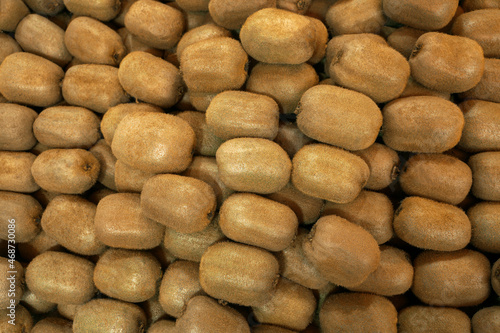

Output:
xmin=1 ymin=0 xmax=500 ymax=332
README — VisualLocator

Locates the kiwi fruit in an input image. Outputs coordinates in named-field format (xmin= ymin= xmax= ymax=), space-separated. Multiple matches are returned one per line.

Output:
xmin=176 ymin=0 xmax=210 ymax=12
xmin=33 ymin=106 xmax=101 ymax=149
xmin=158 ymin=260 xmax=204 ymax=318
xmin=114 ymin=159 xmax=156 ymax=193
xmin=305 ymin=16 xmax=328 ymax=64
xmin=319 ymin=292 xmax=397 ymax=333
xmin=387 ymin=27 xmax=426 ymax=59
xmin=398 ymin=306 xmax=471 ymax=333
xmin=458 ymin=99 xmax=500 ymax=152
xmin=216 ymin=137 xmax=292 ymax=194
xmin=383 ymin=0 xmax=459 ymax=30
xmin=273 ymin=121 xmax=315 ymax=158
xmin=0 ymin=258 xmax=23 ymax=308
xmin=63 ymin=0 xmax=121 ymax=22
xmin=94 ymin=193 xmax=165 ymax=250
xmin=25 ymin=251 xmax=96 ymax=305
xmin=141 ymin=173 xmax=217 ymax=233
xmin=0 ymin=191 xmax=42 ymax=243
xmin=148 ymin=320 xmax=177 ymax=333
xmin=460 ymin=58 xmax=500 ymax=103
xmin=177 ymin=111 xmax=225 ymax=157
xmin=21 ymin=288 xmax=56 ymax=315
xmin=88 ymin=139 xmax=116 ymax=190
xmin=472 ymin=306 xmax=500 ymax=333
xmin=0 ymin=33 xmax=22 ymax=63
xmin=412 ymin=249 xmax=491 ymax=307
xmin=199 ymin=241 xmax=279 ymax=306
xmin=303 ymin=215 xmax=381 ymax=288
xmin=176 ymin=23 xmax=231 ymax=60
xmin=0 ymin=305 xmax=33 ymax=332
xmin=291 ymin=144 xmax=370 ymax=203
xmin=17 ymin=230 xmax=62 ymax=261
xmin=469 ymin=151 xmax=500 ymax=201
xmin=326 ymin=0 xmax=386 ymax=35
xmin=0 ymin=152 xmax=40 ymax=193
xmin=31 ymin=317 xmax=72 ymax=333
xmin=208 ymin=0 xmax=276 ymax=30
xmin=0 ymin=0 xmax=29 ymax=32
xmin=15 ymin=14 xmax=72 ymax=67
xmin=468 ymin=201 xmax=500 ymax=253
xmin=23 ymin=0 xmax=65 ymax=16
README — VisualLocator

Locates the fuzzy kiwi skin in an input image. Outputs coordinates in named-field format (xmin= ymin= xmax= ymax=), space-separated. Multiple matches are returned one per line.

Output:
xmin=176 ymin=23 xmax=232 ymax=60
xmin=89 ymin=139 xmax=116 ymax=190
xmin=319 ymin=292 xmax=397 ymax=333
xmin=399 ymin=154 xmax=473 ymax=205
xmin=0 ymin=258 xmax=23 ymax=308
xmin=15 ymin=14 xmax=72 ymax=67
xmin=0 ymin=152 xmax=40 ymax=193
xmin=492 ymin=258 xmax=500 ymax=297
xmin=326 ymin=0 xmax=385 ymax=35
xmin=252 ymin=277 xmax=316 ymax=331
xmin=111 ymin=111 xmax=196 ymax=174
xmin=141 ymin=174 xmax=216 ymax=233
xmin=468 ymin=201 xmax=500 ymax=253
xmin=216 ymin=138 xmax=292 ymax=194
xmin=303 ymin=215 xmax=381 ymax=288
xmin=0 ymin=191 xmax=42 ymax=243
xmin=469 ymin=151 xmax=500 ymax=201
xmin=25 ymin=251 xmax=96 ymax=305
xmin=148 ymin=320 xmax=176 ymax=333
xmin=31 ymin=317 xmax=72 ymax=333
xmin=199 ymin=241 xmax=280 ymax=306
xmin=208 ymin=0 xmax=276 ymax=30
xmin=458 ymin=99 xmax=500 ymax=152
xmin=409 ymin=32 xmax=484 ymax=93
xmin=41 ymin=195 xmax=106 ymax=256
xmin=158 ymin=260 xmax=204 ymax=318
xmin=383 ymin=0 xmax=459 ymax=30
xmin=73 ymin=299 xmax=147 ymax=333
xmin=398 ymin=306 xmax=471 ymax=333
xmin=460 ymin=59 xmax=500 ymax=103
xmin=0 ymin=52 xmax=63 ymax=107
xmin=0 ymin=33 xmax=22 ymax=63
xmin=382 ymin=96 xmax=464 ymax=153
xmin=93 ymin=248 xmax=163 ymax=303
xmin=253 ymin=325 xmax=297 ymax=333
xmin=352 ymin=143 xmax=399 ymax=191
xmin=177 ymin=111 xmax=225 ymax=157
xmin=412 ymin=249 xmax=491 ymax=307
xmin=23 ymin=0 xmax=65 ymax=16
xmin=94 ymin=193 xmax=164 ymax=250
xmin=31 ymin=148 xmax=100 ymax=194
xmin=64 ymin=16 xmax=126 ymax=66
xmin=176 ymin=295 xmax=251 ymax=333
xmin=63 ymin=0 xmax=121 ymax=22
xmin=291 ymin=144 xmax=370 ymax=203
xmin=114 ymin=159 xmax=156 ymax=193
xmin=296 ymin=84 xmax=382 ymax=151
xmin=0 ymin=0 xmax=30 ymax=32
xmin=0 ymin=305 xmax=33 ymax=332
xmin=472 ymin=306 xmax=500 ymax=333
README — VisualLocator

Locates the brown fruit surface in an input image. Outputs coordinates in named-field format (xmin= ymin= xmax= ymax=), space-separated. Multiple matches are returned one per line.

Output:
xmin=31 ymin=318 xmax=72 ymax=333
xmin=114 ymin=159 xmax=156 ymax=193
xmin=468 ymin=201 xmax=500 ymax=253
xmin=177 ymin=111 xmax=224 ymax=157
xmin=352 ymin=143 xmax=399 ymax=191
xmin=460 ymin=58 xmax=500 ymax=103
xmin=472 ymin=306 xmax=500 ymax=333
xmin=459 ymin=99 xmax=500 ymax=152
xmin=0 ymin=152 xmax=39 ymax=193
xmin=209 ymin=0 xmax=276 ymax=30
xmin=0 ymin=191 xmax=42 ymax=243
xmin=199 ymin=241 xmax=279 ymax=306
xmin=383 ymin=0 xmax=459 ymax=30
xmin=469 ymin=151 xmax=500 ymax=200
xmin=398 ymin=306 xmax=471 ymax=333
xmin=63 ymin=0 xmax=120 ymax=21
xmin=0 ymin=258 xmax=23 ymax=308
xmin=326 ymin=0 xmax=385 ymax=35
xmin=0 ymin=0 xmax=29 ymax=32
xmin=89 ymin=139 xmax=117 ymax=190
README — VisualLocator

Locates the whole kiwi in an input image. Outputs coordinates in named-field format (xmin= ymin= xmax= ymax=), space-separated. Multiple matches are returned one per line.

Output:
xmin=398 ymin=306 xmax=471 ymax=333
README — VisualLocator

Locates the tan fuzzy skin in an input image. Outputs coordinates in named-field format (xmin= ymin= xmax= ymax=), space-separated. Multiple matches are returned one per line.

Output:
xmin=158 ymin=260 xmax=204 ymax=318
xmin=399 ymin=76 xmax=451 ymax=100
xmin=25 ymin=251 xmax=96 ymax=305
xmin=322 ymin=190 xmax=394 ymax=245
xmin=94 ymin=193 xmax=165 ymax=250
xmin=398 ymin=306 xmax=471 ymax=333
xmin=303 ymin=215 xmax=381 ymax=288
xmin=125 ymin=0 xmax=184 ymax=49
xmin=89 ymin=139 xmax=117 ymax=190
xmin=469 ymin=151 xmax=500 ymax=201
xmin=21 ymin=289 xmax=56 ymax=315
xmin=111 ymin=111 xmax=196 ymax=174
xmin=468 ymin=202 xmax=500 ymax=253
xmin=387 ymin=27 xmax=426 ymax=59
xmin=93 ymin=249 xmax=162 ymax=303
xmin=253 ymin=325 xmax=297 ymax=333
xmin=274 ymin=121 xmax=315 ymax=158
xmin=327 ymin=33 xmax=410 ymax=103
xmin=216 ymin=138 xmax=292 ymax=194
xmin=219 ymin=193 xmax=298 ymax=252
xmin=17 ymin=231 xmax=62 ymax=261
xmin=176 ymin=23 xmax=232 ymax=60
xmin=267 ymin=182 xmax=323 ymax=225
xmin=319 ymin=292 xmax=397 ymax=333
xmin=62 ymin=64 xmax=130 ymax=114
xmin=246 ymin=63 xmax=318 ymax=114
xmin=394 ymin=196 xmax=471 ymax=251
xmin=199 ymin=242 xmax=279 ymax=306
xmin=451 ymin=9 xmax=500 ymax=58
xmin=326 ymin=0 xmax=385 ymax=35
xmin=0 ymin=191 xmax=42 ymax=243
xmin=276 ymin=228 xmax=329 ymax=290
xmin=118 ymin=51 xmax=183 ymax=108
xmin=459 ymin=99 xmax=500 ymax=151
xmin=15 ymin=14 xmax=72 ymax=67
xmin=100 ymin=102 xmax=162 ymax=146
xmin=177 ymin=111 xmax=224 ymax=157
xmin=176 ymin=0 xmax=210 ymax=12
xmin=0 ymin=305 xmax=33 ymax=332
xmin=0 ymin=0 xmax=29 ymax=32
xmin=493 ymin=258 xmax=500 ymax=297
xmin=64 ymin=16 xmax=126 ymax=66
xmin=31 ymin=317 xmax=72 ymax=333
xmin=63 ymin=0 xmax=121 ymax=21
xmin=23 ymin=0 xmax=65 ymax=16
xmin=0 ymin=258 xmax=23 ymax=308
xmin=296 ymin=85 xmax=382 ymax=151
xmin=206 ymin=90 xmax=279 ymax=141
xmin=291 ymin=144 xmax=370 ymax=203
xmin=0 ymin=52 xmax=63 ymax=107
xmin=240 ymin=8 xmax=316 ymax=64
xmin=209 ymin=0 xmax=276 ymax=30
xmin=306 ymin=16 xmax=328 ymax=65
xmin=0 ymin=33 xmax=22 ymax=63
xmin=399 ymin=154 xmax=473 ymax=205
xmin=460 ymin=58 xmax=500 ymax=103
xmin=472 ymin=306 xmax=500 ymax=333
xmin=0 ymin=152 xmax=40 ymax=193
xmin=114 ymin=159 xmax=155 ymax=193
xmin=31 ymin=149 xmax=100 ymax=194
xmin=41 ymin=195 xmax=106 ymax=256
xmin=33 ymin=106 xmax=101 ymax=149
xmin=180 ymin=37 xmax=248 ymax=93
xmin=148 ymin=320 xmax=176 ymax=333
xmin=141 ymin=174 xmax=216 ymax=233
xmin=383 ymin=0 xmax=459 ymax=30
xmin=462 ymin=0 xmax=500 ymax=11
xmin=176 ymin=296 xmax=250 ymax=333
xmin=72 ymin=299 xmax=147 ymax=333
xmin=382 ymin=96 xmax=464 ymax=153
xmin=409 ymin=32 xmax=484 ymax=93
xmin=412 ymin=249 xmax=491 ymax=307
xmin=163 ymin=216 xmax=225 ymax=262
xmin=349 ymin=245 xmax=413 ymax=296
xmin=252 ymin=278 xmax=316 ymax=331
xmin=352 ymin=143 xmax=400 ymax=191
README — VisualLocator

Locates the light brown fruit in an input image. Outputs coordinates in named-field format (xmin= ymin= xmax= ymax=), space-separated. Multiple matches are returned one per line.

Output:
xmin=176 ymin=23 xmax=231 ymax=60
xmin=326 ymin=0 xmax=385 ymax=35
xmin=398 ymin=306 xmax=471 ymax=333
xmin=0 ymin=33 xmax=22 ymax=63
xmin=23 ymin=0 xmax=65 ymax=16
xmin=352 ymin=143 xmax=399 ymax=191
xmin=0 ymin=152 xmax=40 ymax=193
xmin=468 ymin=201 xmax=500 ymax=253
xmin=63 ymin=0 xmax=121 ymax=21
xmin=21 ymin=288 xmax=56 ymax=315
xmin=458 ymin=99 xmax=500 ymax=152
xmin=0 ymin=0 xmax=29 ymax=32
xmin=0 ymin=258 xmax=23 ymax=308
xmin=460 ymin=58 xmax=500 ymax=103
xmin=31 ymin=317 xmax=72 ymax=333
xmin=383 ymin=0 xmax=459 ymax=30
xmin=0 ymin=305 xmax=33 ymax=332
xmin=492 ymin=258 xmax=500 ymax=296
xmin=469 ymin=151 xmax=500 ymax=200
xmin=18 ymin=230 xmax=61 ymax=261
xmin=209 ymin=0 xmax=276 ymax=30
xmin=0 ymin=191 xmax=42 ymax=243
xmin=177 ymin=111 xmax=224 ymax=156
xmin=89 ymin=139 xmax=117 ymax=190
xmin=472 ymin=306 xmax=500 ymax=333
xmin=387 ymin=27 xmax=426 ymax=59
xmin=114 ymin=159 xmax=155 ymax=193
